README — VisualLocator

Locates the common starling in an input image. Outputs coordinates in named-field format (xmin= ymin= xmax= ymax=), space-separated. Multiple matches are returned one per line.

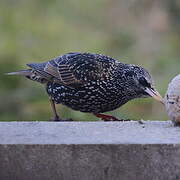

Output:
xmin=7 ymin=52 xmax=163 ymax=121
xmin=164 ymin=74 xmax=180 ymax=125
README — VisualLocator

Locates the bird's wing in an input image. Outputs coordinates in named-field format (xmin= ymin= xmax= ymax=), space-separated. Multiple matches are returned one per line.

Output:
xmin=44 ymin=61 xmax=79 ymax=84
xmin=27 ymin=52 xmax=118 ymax=85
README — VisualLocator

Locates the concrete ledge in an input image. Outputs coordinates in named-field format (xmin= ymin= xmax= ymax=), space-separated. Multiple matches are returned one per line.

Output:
xmin=0 ymin=121 xmax=180 ymax=180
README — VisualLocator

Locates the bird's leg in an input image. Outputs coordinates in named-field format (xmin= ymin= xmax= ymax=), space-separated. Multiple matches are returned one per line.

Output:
xmin=49 ymin=97 xmax=61 ymax=121
xmin=49 ymin=97 xmax=73 ymax=122
xmin=94 ymin=113 xmax=120 ymax=121
xmin=94 ymin=113 xmax=130 ymax=121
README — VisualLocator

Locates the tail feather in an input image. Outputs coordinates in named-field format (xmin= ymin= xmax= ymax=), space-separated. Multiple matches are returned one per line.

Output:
xmin=5 ymin=69 xmax=32 ymax=76
xmin=6 ymin=65 xmax=59 ymax=84
xmin=6 ymin=69 xmax=50 ymax=84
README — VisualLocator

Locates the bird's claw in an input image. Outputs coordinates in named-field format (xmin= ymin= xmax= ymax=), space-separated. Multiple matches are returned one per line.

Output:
xmin=100 ymin=115 xmax=130 ymax=122
xmin=94 ymin=113 xmax=130 ymax=122
xmin=102 ymin=116 xmax=121 ymax=121
xmin=102 ymin=117 xmax=130 ymax=121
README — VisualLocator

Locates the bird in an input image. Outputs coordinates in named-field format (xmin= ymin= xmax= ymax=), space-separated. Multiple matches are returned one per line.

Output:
xmin=164 ymin=74 xmax=180 ymax=125
xmin=7 ymin=52 xmax=163 ymax=121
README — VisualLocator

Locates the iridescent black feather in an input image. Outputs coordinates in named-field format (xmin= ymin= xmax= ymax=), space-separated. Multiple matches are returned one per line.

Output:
xmin=7 ymin=52 xmax=158 ymax=116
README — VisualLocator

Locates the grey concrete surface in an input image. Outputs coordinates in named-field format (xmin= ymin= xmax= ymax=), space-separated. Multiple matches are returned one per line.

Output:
xmin=0 ymin=121 xmax=180 ymax=180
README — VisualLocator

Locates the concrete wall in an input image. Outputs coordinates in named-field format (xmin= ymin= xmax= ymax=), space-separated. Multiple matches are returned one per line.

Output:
xmin=0 ymin=121 xmax=180 ymax=180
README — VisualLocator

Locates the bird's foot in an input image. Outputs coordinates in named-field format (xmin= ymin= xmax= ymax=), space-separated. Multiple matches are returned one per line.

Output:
xmin=94 ymin=113 xmax=130 ymax=121
xmin=50 ymin=115 xmax=73 ymax=122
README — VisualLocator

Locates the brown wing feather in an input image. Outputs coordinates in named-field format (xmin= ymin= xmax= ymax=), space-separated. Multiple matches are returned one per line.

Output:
xmin=44 ymin=62 xmax=80 ymax=85
xmin=44 ymin=62 xmax=59 ymax=79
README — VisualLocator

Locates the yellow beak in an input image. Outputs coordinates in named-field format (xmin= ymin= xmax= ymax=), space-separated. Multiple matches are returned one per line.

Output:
xmin=145 ymin=88 xmax=164 ymax=103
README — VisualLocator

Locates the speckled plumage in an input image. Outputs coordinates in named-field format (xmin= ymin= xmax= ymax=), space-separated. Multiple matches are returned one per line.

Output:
xmin=8 ymin=52 xmax=162 ymax=120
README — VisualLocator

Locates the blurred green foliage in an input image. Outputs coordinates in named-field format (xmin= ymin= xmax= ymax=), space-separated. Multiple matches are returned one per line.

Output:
xmin=0 ymin=0 xmax=180 ymax=121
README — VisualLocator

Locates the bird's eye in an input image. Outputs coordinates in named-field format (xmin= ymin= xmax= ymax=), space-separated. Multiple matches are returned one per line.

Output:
xmin=139 ymin=77 xmax=151 ymax=88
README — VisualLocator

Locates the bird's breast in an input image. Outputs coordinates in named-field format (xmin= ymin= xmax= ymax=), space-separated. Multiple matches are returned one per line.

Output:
xmin=46 ymin=79 xmax=135 ymax=113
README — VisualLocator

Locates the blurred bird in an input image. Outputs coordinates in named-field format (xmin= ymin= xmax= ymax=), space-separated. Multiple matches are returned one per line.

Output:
xmin=7 ymin=52 xmax=163 ymax=121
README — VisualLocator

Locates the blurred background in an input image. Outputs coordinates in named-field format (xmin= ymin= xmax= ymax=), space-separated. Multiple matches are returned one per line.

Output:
xmin=0 ymin=0 xmax=180 ymax=121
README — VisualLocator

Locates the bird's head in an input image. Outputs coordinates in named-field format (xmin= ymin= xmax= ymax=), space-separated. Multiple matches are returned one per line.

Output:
xmin=125 ymin=64 xmax=163 ymax=103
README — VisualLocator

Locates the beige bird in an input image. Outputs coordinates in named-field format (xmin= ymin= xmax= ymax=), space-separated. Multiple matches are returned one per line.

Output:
xmin=164 ymin=74 xmax=180 ymax=125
